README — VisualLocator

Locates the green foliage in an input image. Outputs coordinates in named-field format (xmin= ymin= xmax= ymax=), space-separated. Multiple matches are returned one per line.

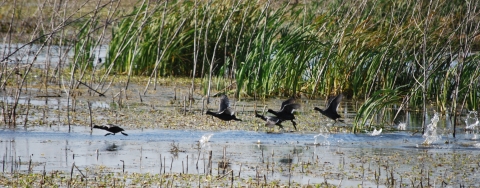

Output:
xmin=104 ymin=0 xmax=480 ymax=127
xmin=353 ymin=87 xmax=405 ymax=132
xmin=73 ymin=19 xmax=97 ymax=70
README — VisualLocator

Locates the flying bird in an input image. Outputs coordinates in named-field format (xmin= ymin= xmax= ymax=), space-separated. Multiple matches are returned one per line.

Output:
xmin=314 ymin=93 xmax=344 ymax=125
xmin=267 ymin=98 xmax=300 ymax=130
xmin=206 ymin=95 xmax=242 ymax=121
xmin=93 ymin=124 xmax=128 ymax=136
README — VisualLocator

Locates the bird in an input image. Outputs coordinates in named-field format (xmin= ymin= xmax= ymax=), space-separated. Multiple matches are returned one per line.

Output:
xmin=267 ymin=98 xmax=300 ymax=130
xmin=314 ymin=93 xmax=344 ymax=125
xmin=255 ymin=112 xmax=284 ymax=130
xmin=93 ymin=124 xmax=128 ymax=136
xmin=206 ymin=95 xmax=242 ymax=121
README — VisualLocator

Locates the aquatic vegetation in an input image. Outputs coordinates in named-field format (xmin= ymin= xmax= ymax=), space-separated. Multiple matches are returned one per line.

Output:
xmin=1 ymin=0 xmax=480 ymax=185
xmin=1 ymin=0 xmax=480 ymax=132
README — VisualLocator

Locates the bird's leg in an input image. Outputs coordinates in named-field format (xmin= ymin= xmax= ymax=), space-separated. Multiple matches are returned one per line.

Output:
xmin=291 ymin=120 xmax=297 ymax=130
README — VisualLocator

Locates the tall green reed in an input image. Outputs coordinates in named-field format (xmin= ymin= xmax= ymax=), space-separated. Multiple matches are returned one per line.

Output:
xmin=104 ymin=0 xmax=480 ymax=132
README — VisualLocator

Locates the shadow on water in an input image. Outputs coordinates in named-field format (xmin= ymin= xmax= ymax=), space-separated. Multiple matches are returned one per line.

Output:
xmin=105 ymin=143 xmax=120 ymax=151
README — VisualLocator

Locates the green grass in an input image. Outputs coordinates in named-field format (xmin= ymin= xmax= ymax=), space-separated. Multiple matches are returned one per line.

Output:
xmin=1 ymin=0 xmax=479 ymax=131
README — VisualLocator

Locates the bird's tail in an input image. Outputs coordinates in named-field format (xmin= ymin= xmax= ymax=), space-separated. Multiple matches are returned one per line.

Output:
xmin=121 ymin=132 xmax=128 ymax=136
xmin=205 ymin=110 xmax=214 ymax=115
xmin=313 ymin=107 xmax=321 ymax=112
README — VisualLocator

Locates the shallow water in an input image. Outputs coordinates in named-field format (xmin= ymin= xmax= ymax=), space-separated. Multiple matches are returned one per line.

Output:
xmin=2 ymin=125 xmax=480 ymax=186
xmin=1 ymin=80 xmax=478 ymax=186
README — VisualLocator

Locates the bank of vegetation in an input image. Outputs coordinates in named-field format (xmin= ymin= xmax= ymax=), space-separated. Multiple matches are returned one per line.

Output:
xmin=1 ymin=0 xmax=479 ymax=132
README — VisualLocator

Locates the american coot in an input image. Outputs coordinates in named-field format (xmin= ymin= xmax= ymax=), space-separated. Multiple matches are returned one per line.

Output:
xmin=93 ymin=124 xmax=128 ymax=136
xmin=255 ymin=112 xmax=284 ymax=129
xmin=314 ymin=93 xmax=344 ymax=124
xmin=206 ymin=95 xmax=242 ymax=121
xmin=267 ymin=98 xmax=300 ymax=130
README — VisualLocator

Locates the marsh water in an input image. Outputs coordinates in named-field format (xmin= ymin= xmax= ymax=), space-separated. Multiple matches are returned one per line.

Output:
xmin=2 ymin=86 xmax=480 ymax=187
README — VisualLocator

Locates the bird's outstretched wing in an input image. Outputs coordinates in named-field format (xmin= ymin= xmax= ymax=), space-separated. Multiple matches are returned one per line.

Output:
xmin=219 ymin=95 xmax=230 ymax=112
xmin=280 ymin=98 xmax=296 ymax=110
xmin=220 ymin=107 xmax=235 ymax=116
xmin=326 ymin=94 xmax=343 ymax=112
xmin=282 ymin=103 xmax=301 ymax=114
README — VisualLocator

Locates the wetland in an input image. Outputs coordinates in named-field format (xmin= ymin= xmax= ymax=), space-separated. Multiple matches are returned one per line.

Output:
xmin=2 ymin=0 xmax=480 ymax=187
xmin=1 ymin=83 xmax=480 ymax=187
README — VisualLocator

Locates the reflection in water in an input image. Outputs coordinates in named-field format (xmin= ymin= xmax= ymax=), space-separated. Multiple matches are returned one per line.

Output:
xmin=279 ymin=158 xmax=293 ymax=164
xmin=105 ymin=143 xmax=120 ymax=151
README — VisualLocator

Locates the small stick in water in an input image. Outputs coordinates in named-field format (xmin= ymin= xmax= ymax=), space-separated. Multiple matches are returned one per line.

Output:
xmin=120 ymin=160 xmax=125 ymax=174
xmin=184 ymin=96 xmax=187 ymax=115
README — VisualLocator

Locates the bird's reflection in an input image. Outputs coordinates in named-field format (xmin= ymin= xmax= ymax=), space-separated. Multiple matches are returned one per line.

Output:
xmin=105 ymin=143 xmax=120 ymax=151
xmin=279 ymin=158 xmax=293 ymax=164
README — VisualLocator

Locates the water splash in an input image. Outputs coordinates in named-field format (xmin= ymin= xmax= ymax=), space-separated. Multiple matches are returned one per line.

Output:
xmin=465 ymin=111 xmax=480 ymax=139
xmin=465 ymin=111 xmax=479 ymax=129
xmin=371 ymin=128 xmax=382 ymax=136
xmin=314 ymin=127 xmax=330 ymax=145
xmin=422 ymin=112 xmax=441 ymax=145
xmin=199 ymin=133 xmax=213 ymax=147
xmin=397 ymin=122 xmax=407 ymax=130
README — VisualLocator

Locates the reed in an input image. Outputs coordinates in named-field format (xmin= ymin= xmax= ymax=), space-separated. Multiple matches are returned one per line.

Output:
xmin=104 ymin=0 xmax=479 ymax=104
xmin=1 ymin=0 xmax=479 ymax=130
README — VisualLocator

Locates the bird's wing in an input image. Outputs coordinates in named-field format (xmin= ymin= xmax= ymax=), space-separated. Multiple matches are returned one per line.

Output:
xmin=221 ymin=107 xmax=235 ymax=116
xmin=281 ymin=98 xmax=296 ymax=109
xmin=326 ymin=94 xmax=343 ymax=111
xmin=282 ymin=103 xmax=301 ymax=114
xmin=266 ymin=116 xmax=281 ymax=125
xmin=106 ymin=124 xmax=116 ymax=128
xmin=219 ymin=95 xmax=230 ymax=111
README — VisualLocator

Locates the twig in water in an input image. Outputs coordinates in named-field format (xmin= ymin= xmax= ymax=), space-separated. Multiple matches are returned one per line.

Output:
xmin=88 ymin=101 xmax=93 ymax=133
xmin=77 ymin=80 xmax=105 ymax=97
xmin=120 ymin=160 xmax=125 ymax=173
xmin=216 ymin=170 xmax=233 ymax=180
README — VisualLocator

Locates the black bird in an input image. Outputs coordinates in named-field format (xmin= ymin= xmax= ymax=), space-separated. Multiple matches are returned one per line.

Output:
xmin=314 ymin=93 xmax=344 ymax=124
xmin=255 ymin=112 xmax=284 ymax=129
xmin=93 ymin=124 xmax=128 ymax=136
xmin=267 ymin=98 xmax=300 ymax=130
xmin=206 ymin=95 xmax=242 ymax=121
